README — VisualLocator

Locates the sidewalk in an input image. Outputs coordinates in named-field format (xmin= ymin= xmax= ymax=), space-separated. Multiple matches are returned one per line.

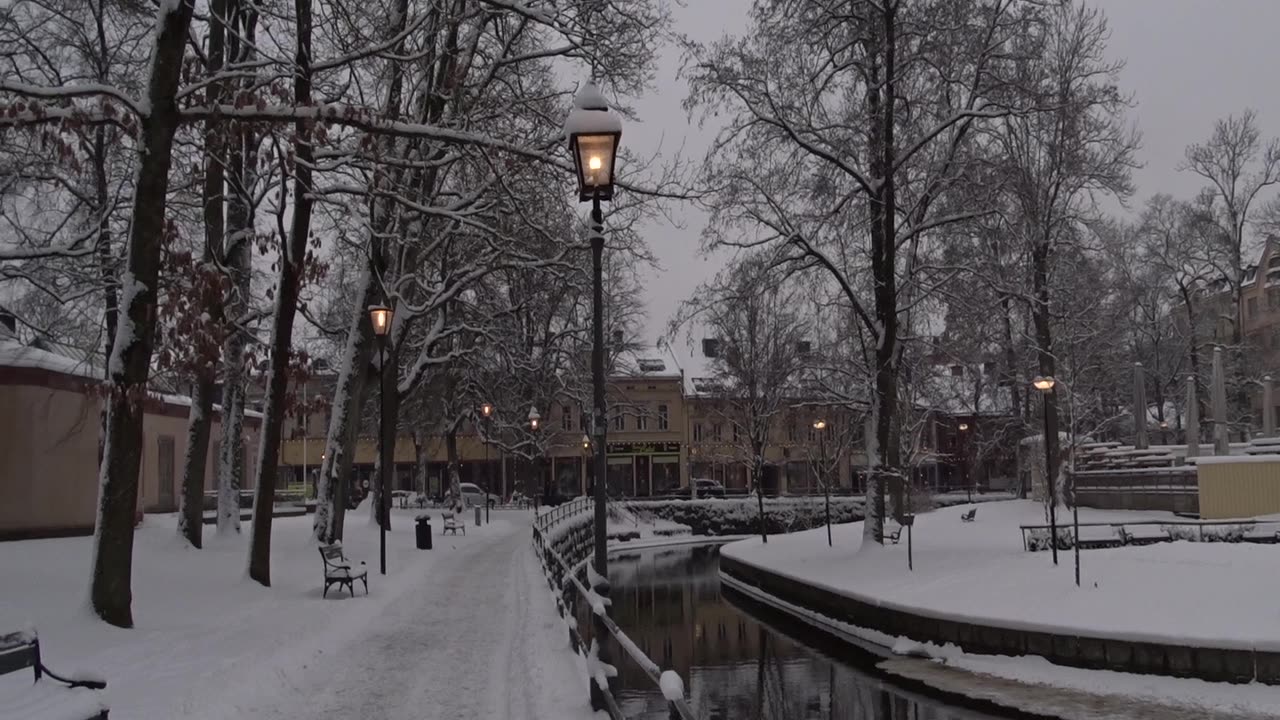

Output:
xmin=0 ymin=509 xmax=597 ymax=720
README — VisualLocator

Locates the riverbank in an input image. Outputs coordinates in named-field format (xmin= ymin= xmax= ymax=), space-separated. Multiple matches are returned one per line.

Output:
xmin=719 ymin=500 xmax=1280 ymax=714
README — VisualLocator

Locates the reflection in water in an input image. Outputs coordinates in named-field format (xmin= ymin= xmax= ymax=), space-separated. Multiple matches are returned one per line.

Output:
xmin=600 ymin=544 xmax=1005 ymax=720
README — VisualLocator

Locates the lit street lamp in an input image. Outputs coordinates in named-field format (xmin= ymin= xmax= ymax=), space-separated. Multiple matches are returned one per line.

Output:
xmin=528 ymin=405 xmax=541 ymax=503
xmin=1032 ymin=375 xmax=1061 ymax=570
xmin=480 ymin=402 xmax=493 ymax=523
xmin=566 ymin=79 xmax=621 ymax=710
xmin=369 ymin=303 xmax=393 ymax=576
xmin=812 ymin=419 xmax=831 ymax=547
xmin=957 ymin=422 xmax=972 ymax=502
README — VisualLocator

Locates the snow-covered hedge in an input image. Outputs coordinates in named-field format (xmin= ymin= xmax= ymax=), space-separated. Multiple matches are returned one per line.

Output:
xmin=622 ymin=497 xmax=866 ymax=536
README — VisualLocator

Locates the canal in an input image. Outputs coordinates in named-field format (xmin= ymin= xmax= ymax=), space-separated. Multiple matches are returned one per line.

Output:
xmin=601 ymin=542 xmax=1020 ymax=720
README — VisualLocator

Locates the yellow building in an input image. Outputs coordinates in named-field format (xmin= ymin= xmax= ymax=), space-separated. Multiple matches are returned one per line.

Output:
xmin=277 ymin=351 xmax=862 ymax=500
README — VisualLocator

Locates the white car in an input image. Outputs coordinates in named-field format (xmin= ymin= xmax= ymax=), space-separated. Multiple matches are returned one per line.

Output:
xmin=459 ymin=483 xmax=489 ymax=508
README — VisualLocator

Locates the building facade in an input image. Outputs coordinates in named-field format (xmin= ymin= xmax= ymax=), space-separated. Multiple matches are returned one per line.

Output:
xmin=0 ymin=332 xmax=261 ymax=539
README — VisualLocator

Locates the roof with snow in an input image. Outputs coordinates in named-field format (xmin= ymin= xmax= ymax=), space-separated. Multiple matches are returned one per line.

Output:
xmin=916 ymin=362 xmax=1015 ymax=416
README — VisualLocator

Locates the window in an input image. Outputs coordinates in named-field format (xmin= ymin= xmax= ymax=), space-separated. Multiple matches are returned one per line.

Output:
xmin=562 ymin=405 xmax=572 ymax=431
xmin=693 ymin=423 xmax=704 ymax=442
xmin=702 ymin=338 xmax=721 ymax=358
xmin=637 ymin=410 xmax=649 ymax=431
xmin=950 ymin=365 xmax=964 ymax=377
xmin=796 ymin=340 xmax=812 ymax=355
xmin=613 ymin=411 xmax=625 ymax=431
xmin=658 ymin=404 xmax=669 ymax=430
xmin=580 ymin=410 xmax=588 ymax=432
xmin=1249 ymin=297 xmax=1258 ymax=318
xmin=712 ymin=423 xmax=723 ymax=441
xmin=787 ymin=420 xmax=798 ymax=443
xmin=732 ymin=424 xmax=740 ymax=441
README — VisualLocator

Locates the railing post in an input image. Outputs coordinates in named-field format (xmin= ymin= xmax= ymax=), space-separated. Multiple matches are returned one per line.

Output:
xmin=589 ymin=571 xmax=616 ymax=710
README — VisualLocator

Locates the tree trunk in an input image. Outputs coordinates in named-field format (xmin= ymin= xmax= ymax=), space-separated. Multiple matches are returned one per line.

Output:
xmin=863 ymin=2 xmax=899 ymax=545
xmin=1032 ymin=240 xmax=1060 ymax=511
xmin=178 ymin=0 xmax=227 ymax=550
xmin=446 ymin=427 xmax=462 ymax=500
xmin=215 ymin=382 xmax=245 ymax=534
xmin=90 ymin=0 xmax=196 ymax=629
xmin=247 ymin=0 xmax=313 ymax=586
xmin=178 ymin=378 xmax=214 ymax=548
xmin=753 ymin=445 xmax=767 ymax=543
xmin=215 ymin=0 xmax=259 ymax=536
xmin=314 ymin=268 xmax=377 ymax=543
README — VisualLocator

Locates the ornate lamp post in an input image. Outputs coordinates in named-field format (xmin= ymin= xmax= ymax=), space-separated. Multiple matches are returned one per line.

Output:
xmin=957 ymin=422 xmax=971 ymax=502
xmin=1032 ymin=375 xmax=1059 ymax=568
xmin=369 ymin=303 xmax=393 ymax=576
xmin=528 ymin=405 xmax=541 ymax=504
xmin=566 ymin=80 xmax=621 ymax=709
xmin=480 ymin=402 xmax=493 ymax=523
xmin=812 ymin=419 xmax=831 ymax=546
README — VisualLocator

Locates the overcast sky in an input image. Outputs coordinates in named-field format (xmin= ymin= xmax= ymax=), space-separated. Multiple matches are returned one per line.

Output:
xmin=625 ymin=0 xmax=1280 ymax=349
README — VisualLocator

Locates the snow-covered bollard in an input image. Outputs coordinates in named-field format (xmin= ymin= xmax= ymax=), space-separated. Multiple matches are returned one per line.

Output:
xmin=659 ymin=670 xmax=685 ymax=701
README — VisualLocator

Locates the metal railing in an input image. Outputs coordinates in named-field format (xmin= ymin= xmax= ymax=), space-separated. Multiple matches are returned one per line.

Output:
xmin=532 ymin=506 xmax=695 ymax=720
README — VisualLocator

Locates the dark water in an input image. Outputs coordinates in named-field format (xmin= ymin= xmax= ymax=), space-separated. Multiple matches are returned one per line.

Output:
xmin=601 ymin=543 xmax=1011 ymax=720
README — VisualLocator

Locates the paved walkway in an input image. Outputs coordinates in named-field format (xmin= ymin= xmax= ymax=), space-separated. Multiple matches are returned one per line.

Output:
xmin=231 ymin=516 xmax=595 ymax=720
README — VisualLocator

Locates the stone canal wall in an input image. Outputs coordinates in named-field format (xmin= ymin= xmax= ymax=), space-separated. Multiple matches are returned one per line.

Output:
xmin=719 ymin=553 xmax=1280 ymax=686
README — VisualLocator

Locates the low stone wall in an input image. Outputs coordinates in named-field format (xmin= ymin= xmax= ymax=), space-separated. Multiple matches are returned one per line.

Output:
xmin=720 ymin=553 xmax=1280 ymax=686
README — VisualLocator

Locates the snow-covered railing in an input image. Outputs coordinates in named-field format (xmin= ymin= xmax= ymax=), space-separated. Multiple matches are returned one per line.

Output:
xmin=531 ymin=510 xmax=695 ymax=720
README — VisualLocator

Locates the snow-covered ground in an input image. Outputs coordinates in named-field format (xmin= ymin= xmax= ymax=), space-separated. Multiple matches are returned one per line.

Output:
xmin=721 ymin=499 xmax=1280 ymax=715
xmin=0 ymin=509 xmax=597 ymax=720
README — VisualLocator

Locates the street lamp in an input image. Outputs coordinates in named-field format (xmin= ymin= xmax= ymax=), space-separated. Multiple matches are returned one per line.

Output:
xmin=1159 ymin=419 xmax=1169 ymax=445
xmin=528 ymin=405 xmax=541 ymax=503
xmin=567 ymin=79 xmax=622 ymax=710
xmin=957 ymin=422 xmax=972 ymax=502
xmin=369 ymin=303 xmax=393 ymax=576
xmin=812 ymin=419 xmax=831 ymax=547
xmin=480 ymin=403 xmax=493 ymax=523
xmin=1032 ymin=375 xmax=1059 ymax=569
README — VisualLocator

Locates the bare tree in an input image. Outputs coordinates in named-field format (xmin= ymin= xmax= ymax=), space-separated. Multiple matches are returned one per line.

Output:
xmin=672 ymin=256 xmax=810 ymax=542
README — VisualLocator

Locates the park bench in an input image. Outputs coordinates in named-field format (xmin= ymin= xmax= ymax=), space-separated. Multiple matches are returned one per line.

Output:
xmin=961 ymin=508 xmax=977 ymax=522
xmin=319 ymin=543 xmax=368 ymax=598
xmin=0 ymin=629 xmax=107 ymax=720
xmin=884 ymin=525 xmax=902 ymax=544
xmin=442 ymin=511 xmax=465 ymax=536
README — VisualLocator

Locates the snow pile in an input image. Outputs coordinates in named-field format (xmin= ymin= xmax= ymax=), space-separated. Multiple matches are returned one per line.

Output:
xmin=722 ymin=499 xmax=1280 ymax=652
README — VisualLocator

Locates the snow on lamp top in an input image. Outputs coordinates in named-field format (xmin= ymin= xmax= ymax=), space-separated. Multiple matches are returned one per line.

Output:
xmin=565 ymin=81 xmax=622 ymax=202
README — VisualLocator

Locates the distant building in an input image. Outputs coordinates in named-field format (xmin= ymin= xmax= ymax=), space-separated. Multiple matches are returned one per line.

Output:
xmin=0 ymin=317 xmax=260 ymax=539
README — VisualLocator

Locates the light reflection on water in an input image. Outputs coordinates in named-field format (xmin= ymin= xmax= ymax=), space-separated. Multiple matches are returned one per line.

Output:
xmin=598 ymin=544 xmax=1007 ymax=720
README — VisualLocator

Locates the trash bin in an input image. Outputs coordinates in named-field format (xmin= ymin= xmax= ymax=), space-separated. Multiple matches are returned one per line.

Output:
xmin=415 ymin=515 xmax=432 ymax=550
xmin=474 ymin=505 xmax=482 ymax=527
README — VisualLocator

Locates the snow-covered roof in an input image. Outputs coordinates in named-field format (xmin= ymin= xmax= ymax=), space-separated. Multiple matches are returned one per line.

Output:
xmin=613 ymin=344 xmax=682 ymax=381
xmin=0 ymin=337 xmax=258 ymax=417
xmin=917 ymin=363 xmax=1014 ymax=416
xmin=0 ymin=337 xmax=100 ymax=379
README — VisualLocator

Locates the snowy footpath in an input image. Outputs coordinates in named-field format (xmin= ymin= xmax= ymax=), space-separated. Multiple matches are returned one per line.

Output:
xmin=0 ymin=510 xmax=597 ymax=720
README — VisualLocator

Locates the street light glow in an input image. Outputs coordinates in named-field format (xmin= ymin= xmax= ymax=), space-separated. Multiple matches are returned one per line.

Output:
xmin=812 ymin=419 xmax=826 ymax=430
xmin=1032 ymin=375 xmax=1056 ymax=393
xmin=481 ymin=402 xmax=492 ymax=418
xmin=368 ymin=304 xmax=392 ymax=337
xmin=588 ymin=155 xmax=602 ymax=170
xmin=958 ymin=422 xmax=970 ymax=431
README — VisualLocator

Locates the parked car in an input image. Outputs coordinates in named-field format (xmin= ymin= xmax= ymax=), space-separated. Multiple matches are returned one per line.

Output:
xmin=692 ymin=478 xmax=726 ymax=498
xmin=458 ymin=482 xmax=491 ymax=508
